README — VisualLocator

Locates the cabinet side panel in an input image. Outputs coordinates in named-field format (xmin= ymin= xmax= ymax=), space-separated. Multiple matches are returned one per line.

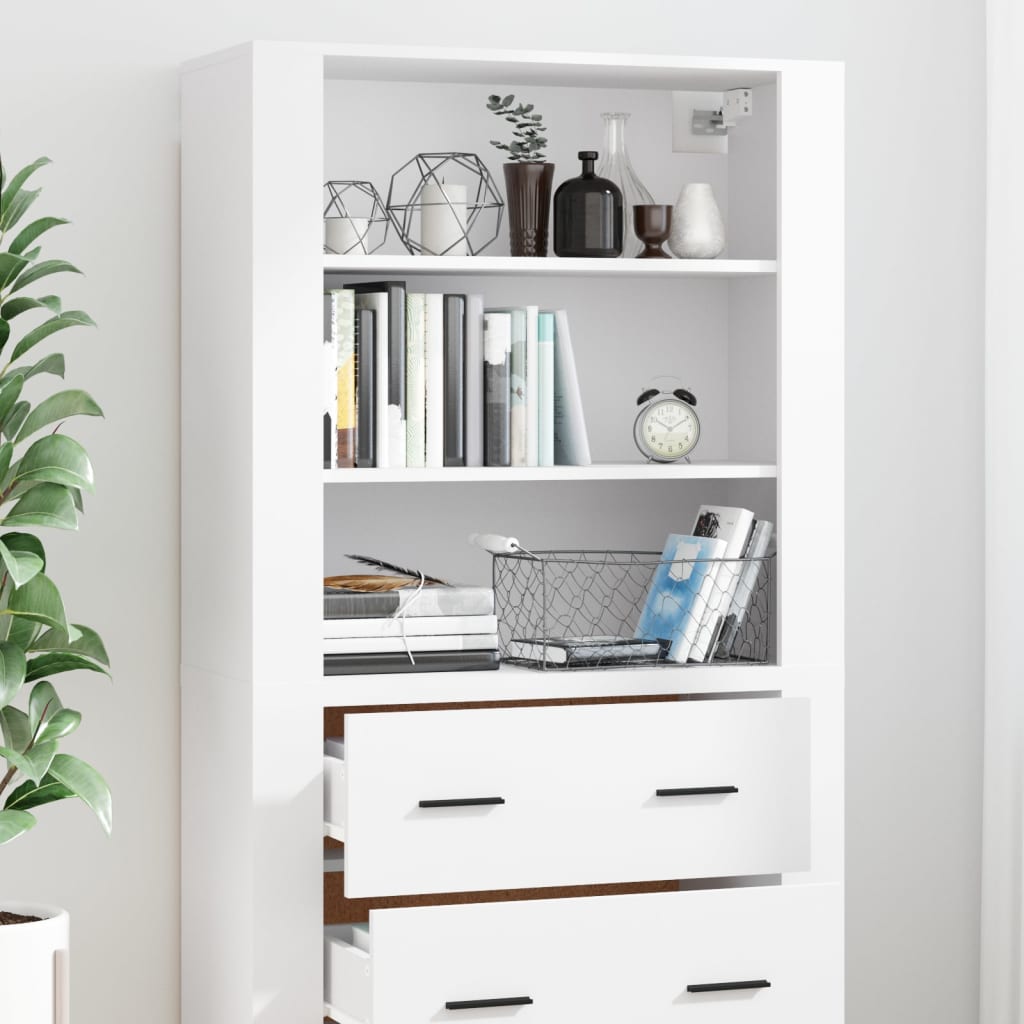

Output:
xmin=776 ymin=64 xmax=845 ymax=667
xmin=250 ymin=43 xmax=324 ymax=685
xmin=181 ymin=49 xmax=255 ymax=680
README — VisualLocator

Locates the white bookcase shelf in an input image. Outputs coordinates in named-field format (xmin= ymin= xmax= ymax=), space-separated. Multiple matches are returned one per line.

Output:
xmin=324 ymin=254 xmax=777 ymax=278
xmin=181 ymin=40 xmax=844 ymax=1024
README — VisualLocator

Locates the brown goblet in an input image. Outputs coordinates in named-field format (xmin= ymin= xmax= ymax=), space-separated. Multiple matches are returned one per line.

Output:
xmin=633 ymin=204 xmax=673 ymax=259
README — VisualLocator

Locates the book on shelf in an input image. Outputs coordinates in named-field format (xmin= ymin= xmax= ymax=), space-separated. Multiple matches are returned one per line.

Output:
xmin=443 ymin=293 xmax=466 ymax=467
xmin=537 ymin=311 xmax=555 ymax=468
xmin=324 ymin=633 xmax=497 ymax=655
xmin=405 ymin=293 xmax=427 ymax=468
xmin=424 ymin=293 xmax=444 ymax=469
xmin=324 ymin=649 xmax=500 ymax=675
xmin=354 ymin=307 xmax=376 ymax=467
xmin=552 ymin=309 xmax=591 ymax=466
xmin=503 ymin=307 xmax=528 ymax=467
xmin=464 ymin=294 xmax=485 ymax=468
xmin=688 ymin=505 xmax=756 ymax=662
xmin=525 ymin=304 xmax=539 ymax=467
xmin=635 ymin=534 xmax=728 ymax=663
xmin=483 ymin=311 xmax=512 ymax=467
xmin=323 ymin=294 xmax=338 ymax=470
xmin=352 ymin=281 xmax=406 ymax=468
xmin=716 ymin=518 xmax=774 ymax=659
xmin=507 ymin=634 xmax=664 ymax=666
xmin=323 ymin=614 xmax=498 ymax=640
xmin=323 ymin=583 xmax=494 ymax=619
xmin=334 ymin=289 xmax=356 ymax=469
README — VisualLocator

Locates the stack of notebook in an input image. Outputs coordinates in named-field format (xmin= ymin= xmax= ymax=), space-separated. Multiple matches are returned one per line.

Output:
xmin=323 ymin=581 xmax=500 ymax=675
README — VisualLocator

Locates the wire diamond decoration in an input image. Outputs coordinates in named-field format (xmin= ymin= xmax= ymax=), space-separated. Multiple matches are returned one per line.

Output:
xmin=386 ymin=153 xmax=504 ymax=256
xmin=323 ymin=180 xmax=390 ymax=255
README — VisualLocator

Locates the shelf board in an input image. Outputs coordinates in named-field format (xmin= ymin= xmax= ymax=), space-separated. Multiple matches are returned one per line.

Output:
xmin=323 ymin=254 xmax=776 ymax=279
xmin=324 ymin=462 xmax=777 ymax=484
xmin=314 ymin=662 xmax=783 ymax=708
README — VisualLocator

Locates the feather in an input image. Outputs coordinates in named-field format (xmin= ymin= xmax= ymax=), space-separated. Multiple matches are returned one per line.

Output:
xmin=342 ymin=554 xmax=450 ymax=587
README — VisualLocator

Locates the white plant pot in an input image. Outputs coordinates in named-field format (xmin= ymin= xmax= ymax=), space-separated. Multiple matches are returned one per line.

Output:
xmin=0 ymin=903 xmax=69 ymax=1023
xmin=668 ymin=182 xmax=726 ymax=259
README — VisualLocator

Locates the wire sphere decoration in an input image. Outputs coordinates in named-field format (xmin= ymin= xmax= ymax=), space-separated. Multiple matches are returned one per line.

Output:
xmin=323 ymin=180 xmax=390 ymax=255
xmin=386 ymin=153 xmax=504 ymax=256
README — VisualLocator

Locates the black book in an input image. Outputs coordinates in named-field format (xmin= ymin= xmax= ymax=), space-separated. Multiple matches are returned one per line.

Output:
xmin=324 ymin=649 xmax=501 ymax=675
xmin=351 ymin=281 xmax=406 ymax=467
xmin=354 ymin=307 xmax=376 ymax=467
xmin=443 ymin=293 xmax=466 ymax=467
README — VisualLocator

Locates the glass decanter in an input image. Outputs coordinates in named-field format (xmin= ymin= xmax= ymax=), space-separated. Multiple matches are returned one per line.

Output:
xmin=596 ymin=112 xmax=655 ymax=258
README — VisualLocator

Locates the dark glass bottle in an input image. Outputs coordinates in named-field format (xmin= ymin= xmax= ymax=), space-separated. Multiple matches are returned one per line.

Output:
xmin=553 ymin=151 xmax=623 ymax=257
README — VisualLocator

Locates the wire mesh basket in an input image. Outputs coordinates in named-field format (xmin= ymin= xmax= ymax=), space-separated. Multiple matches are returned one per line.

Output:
xmin=493 ymin=550 xmax=775 ymax=670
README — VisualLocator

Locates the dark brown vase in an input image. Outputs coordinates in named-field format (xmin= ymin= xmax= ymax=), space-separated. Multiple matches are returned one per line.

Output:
xmin=503 ymin=162 xmax=555 ymax=257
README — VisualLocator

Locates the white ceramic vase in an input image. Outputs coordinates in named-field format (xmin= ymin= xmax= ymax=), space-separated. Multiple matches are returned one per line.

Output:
xmin=0 ymin=903 xmax=70 ymax=1023
xmin=668 ymin=183 xmax=725 ymax=259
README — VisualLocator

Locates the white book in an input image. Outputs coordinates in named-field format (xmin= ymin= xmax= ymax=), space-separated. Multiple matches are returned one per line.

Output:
xmin=323 ymin=633 xmax=498 ymax=655
xmin=552 ymin=310 xmax=591 ymax=466
xmin=537 ymin=312 xmax=555 ymax=467
xmin=405 ymin=293 xmax=426 ymax=468
xmin=323 ymin=614 xmax=498 ymax=640
xmin=464 ymin=294 xmax=485 ymax=468
xmin=688 ymin=505 xmax=756 ymax=662
xmin=717 ymin=519 xmax=774 ymax=658
xmin=423 ymin=293 xmax=445 ymax=469
xmin=525 ymin=304 xmax=539 ymax=467
xmin=323 ymin=295 xmax=338 ymax=469
xmin=354 ymin=291 xmax=390 ymax=468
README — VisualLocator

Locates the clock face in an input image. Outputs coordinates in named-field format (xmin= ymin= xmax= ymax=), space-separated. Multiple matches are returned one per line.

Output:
xmin=634 ymin=397 xmax=700 ymax=462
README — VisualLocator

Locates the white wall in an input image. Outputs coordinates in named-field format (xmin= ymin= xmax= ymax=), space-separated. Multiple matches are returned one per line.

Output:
xmin=1 ymin=3 xmax=985 ymax=1023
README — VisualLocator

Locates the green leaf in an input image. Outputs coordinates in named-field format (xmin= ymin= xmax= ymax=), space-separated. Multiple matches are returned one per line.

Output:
xmin=1 ymin=295 xmax=61 ymax=320
xmin=0 ymin=706 xmax=30 ymax=751
xmin=4 ymin=573 xmax=68 ymax=631
xmin=13 ymin=435 xmax=94 ymax=491
xmin=0 ymin=808 xmax=36 ymax=844
xmin=3 ymin=401 xmax=29 ymax=442
xmin=19 ymin=352 xmax=65 ymax=381
xmin=0 ymin=188 xmax=41 ymax=233
xmin=32 ymin=624 xmax=108 ymax=666
xmin=0 ymin=539 xmax=43 ymax=587
xmin=9 ymin=310 xmax=95 ymax=362
xmin=7 ymin=616 xmax=38 ymax=650
xmin=3 ymin=740 xmax=57 ymax=783
xmin=0 ymin=157 xmax=50 ymax=213
xmin=9 ymin=260 xmax=82 ymax=295
xmin=0 ymin=253 xmax=30 ymax=290
xmin=501 ymin=94 xmax=514 ymax=106
xmin=48 ymin=753 xmax=111 ymax=834
xmin=0 ymin=320 xmax=7 ymax=350
xmin=2 ymin=532 xmax=45 ymax=571
xmin=36 ymin=708 xmax=80 ymax=744
xmin=9 ymin=216 xmax=68 ymax=256
xmin=28 ymin=680 xmax=61 ymax=733
xmin=26 ymin=652 xmax=108 ymax=682
xmin=0 ymin=641 xmax=27 ymax=708
xmin=0 ymin=375 xmax=24 ymax=429
xmin=5 ymin=775 xmax=74 ymax=812
xmin=16 ymin=389 xmax=103 ymax=443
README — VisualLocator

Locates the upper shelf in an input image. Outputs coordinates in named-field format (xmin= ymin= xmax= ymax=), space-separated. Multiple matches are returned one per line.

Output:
xmin=323 ymin=254 xmax=777 ymax=279
xmin=324 ymin=462 xmax=777 ymax=484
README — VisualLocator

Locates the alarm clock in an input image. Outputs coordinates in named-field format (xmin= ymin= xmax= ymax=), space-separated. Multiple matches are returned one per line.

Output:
xmin=634 ymin=385 xmax=700 ymax=463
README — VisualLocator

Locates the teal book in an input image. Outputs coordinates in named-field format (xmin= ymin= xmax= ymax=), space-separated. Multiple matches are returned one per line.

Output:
xmin=635 ymin=534 xmax=728 ymax=663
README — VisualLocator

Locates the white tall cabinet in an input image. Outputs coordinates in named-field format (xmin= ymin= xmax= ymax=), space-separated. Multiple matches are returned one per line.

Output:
xmin=181 ymin=42 xmax=843 ymax=1024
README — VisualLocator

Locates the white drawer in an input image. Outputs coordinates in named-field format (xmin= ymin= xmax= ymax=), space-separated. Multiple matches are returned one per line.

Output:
xmin=337 ymin=697 xmax=809 ymax=896
xmin=324 ymin=883 xmax=841 ymax=1024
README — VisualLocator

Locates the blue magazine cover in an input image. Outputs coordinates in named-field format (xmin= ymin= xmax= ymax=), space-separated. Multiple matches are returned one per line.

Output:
xmin=635 ymin=534 xmax=728 ymax=663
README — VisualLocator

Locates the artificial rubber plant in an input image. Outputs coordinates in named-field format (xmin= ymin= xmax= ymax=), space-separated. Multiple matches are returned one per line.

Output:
xmin=0 ymin=156 xmax=111 ymax=847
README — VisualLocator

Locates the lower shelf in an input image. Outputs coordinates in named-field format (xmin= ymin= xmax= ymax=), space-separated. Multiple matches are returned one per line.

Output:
xmin=324 ymin=883 xmax=840 ymax=1024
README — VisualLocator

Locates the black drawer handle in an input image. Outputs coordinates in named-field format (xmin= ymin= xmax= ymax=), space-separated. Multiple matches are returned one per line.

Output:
xmin=446 ymin=996 xmax=533 ymax=1010
xmin=656 ymin=786 xmax=739 ymax=797
xmin=419 ymin=796 xmax=506 ymax=808
xmin=687 ymin=979 xmax=771 ymax=993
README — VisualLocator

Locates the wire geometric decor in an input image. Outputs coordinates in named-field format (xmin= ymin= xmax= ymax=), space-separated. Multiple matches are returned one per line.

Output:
xmin=386 ymin=153 xmax=504 ymax=256
xmin=323 ymin=180 xmax=390 ymax=255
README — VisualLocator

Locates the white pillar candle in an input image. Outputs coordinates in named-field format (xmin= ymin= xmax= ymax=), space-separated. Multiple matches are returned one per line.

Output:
xmin=325 ymin=216 xmax=369 ymax=255
xmin=419 ymin=182 xmax=468 ymax=256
